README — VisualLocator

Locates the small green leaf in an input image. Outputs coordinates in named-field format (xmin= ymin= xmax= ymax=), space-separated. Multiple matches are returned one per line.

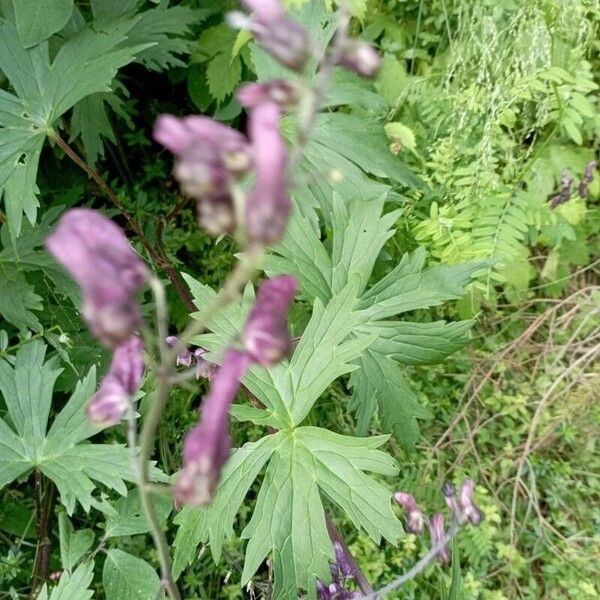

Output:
xmin=206 ymin=52 xmax=242 ymax=102
xmin=103 ymin=549 xmax=161 ymax=600
xmin=40 ymin=562 xmax=94 ymax=600
xmin=58 ymin=513 xmax=94 ymax=573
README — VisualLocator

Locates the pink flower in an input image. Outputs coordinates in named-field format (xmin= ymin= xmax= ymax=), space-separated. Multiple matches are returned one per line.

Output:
xmin=175 ymin=350 xmax=251 ymax=506
xmin=240 ymin=0 xmax=308 ymax=71
xmin=46 ymin=209 xmax=148 ymax=347
xmin=338 ymin=41 xmax=381 ymax=78
xmin=429 ymin=513 xmax=451 ymax=563
xmin=393 ymin=491 xmax=424 ymax=534
xmin=243 ymin=275 xmax=297 ymax=366
xmin=153 ymin=115 xmax=251 ymax=235
xmin=237 ymin=81 xmax=299 ymax=109
xmin=458 ymin=479 xmax=484 ymax=526
xmin=244 ymin=101 xmax=291 ymax=245
xmin=87 ymin=336 xmax=145 ymax=425
xmin=165 ymin=335 xmax=193 ymax=367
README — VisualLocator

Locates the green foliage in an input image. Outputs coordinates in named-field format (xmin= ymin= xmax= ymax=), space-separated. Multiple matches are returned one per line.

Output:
xmin=37 ymin=562 xmax=94 ymax=600
xmin=102 ymin=549 xmax=161 ymax=600
xmin=0 ymin=341 xmax=162 ymax=514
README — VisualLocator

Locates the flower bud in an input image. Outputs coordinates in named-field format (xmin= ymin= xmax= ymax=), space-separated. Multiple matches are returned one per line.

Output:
xmin=87 ymin=336 xmax=144 ymax=425
xmin=578 ymin=159 xmax=597 ymax=198
xmin=333 ymin=541 xmax=355 ymax=580
xmin=550 ymin=171 xmax=573 ymax=209
xmin=442 ymin=480 xmax=460 ymax=518
xmin=339 ymin=40 xmax=381 ymax=78
xmin=237 ymin=81 xmax=299 ymax=110
xmin=458 ymin=479 xmax=484 ymax=526
xmin=175 ymin=350 xmax=251 ymax=505
xmin=393 ymin=491 xmax=424 ymax=534
xmin=245 ymin=101 xmax=291 ymax=245
xmin=243 ymin=276 xmax=298 ymax=366
xmin=46 ymin=209 xmax=148 ymax=347
xmin=240 ymin=0 xmax=309 ymax=71
xmin=430 ymin=513 xmax=451 ymax=563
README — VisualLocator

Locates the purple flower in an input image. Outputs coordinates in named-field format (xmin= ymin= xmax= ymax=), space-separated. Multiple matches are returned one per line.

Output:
xmin=87 ymin=336 xmax=145 ymax=425
xmin=153 ymin=115 xmax=251 ymax=235
xmin=245 ymin=101 xmax=291 ymax=245
xmin=578 ymin=160 xmax=597 ymax=198
xmin=243 ymin=275 xmax=298 ymax=366
xmin=240 ymin=0 xmax=309 ymax=71
xmin=393 ymin=491 xmax=424 ymax=534
xmin=194 ymin=348 xmax=217 ymax=380
xmin=442 ymin=481 xmax=460 ymax=518
xmin=458 ymin=479 xmax=484 ymax=526
xmin=237 ymin=81 xmax=299 ymax=109
xmin=175 ymin=350 xmax=251 ymax=506
xmin=429 ymin=513 xmax=451 ymax=564
xmin=165 ymin=335 xmax=193 ymax=367
xmin=46 ymin=209 xmax=148 ymax=347
xmin=338 ymin=41 xmax=381 ymax=78
xmin=550 ymin=171 xmax=574 ymax=209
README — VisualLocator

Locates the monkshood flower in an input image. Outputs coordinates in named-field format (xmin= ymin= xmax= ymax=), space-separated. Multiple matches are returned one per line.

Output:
xmin=46 ymin=209 xmax=148 ymax=347
xmin=338 ymin=40 xmax=381 ymax=78
xmin=243 ymin=275 xmax=298 ymax=366
xmin=458 ymin=479 xmax=484 ymax=526
xmin=87 ymin=336 xmax=145 ymax=425
xmin=430 ymin=513 xmax=451 ymax=564
xmin=333 ymin=540 xmax=355 ymax=580
xmin=236 ymin=80 xmax=299 ymax=109
xmin=165 ymin=335 xmax=193 ymax=367
xmin=550 ymin=171 xmax=574 ymax=209
xmin=153 ymin=115 xmax=251 ymax=235
xmin=242 ymin=96 xmax=291 ymax=245
xmin=239 ymin=0 xmax=309 ymax=71
xmin=194 ymin=348 xmax=217 ymax=380
xmin=175 ymin=349 xmax=251 ymax=506
xmin=578 ymin=159 xmax=597 ymax=198
xmin=393 ymin=491 xmax=425 ymax=534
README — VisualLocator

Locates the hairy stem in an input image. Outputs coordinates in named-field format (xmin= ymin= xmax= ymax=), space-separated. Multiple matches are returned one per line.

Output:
xmin=47 ymin=129 xmax=196 ymax=312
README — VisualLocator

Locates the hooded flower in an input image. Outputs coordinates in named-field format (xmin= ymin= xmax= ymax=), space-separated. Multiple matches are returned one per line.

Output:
xmin=458 ymin=479 xmax=484 ymax=526
xmin=165 ymin=335 xmax=193 ymax=367
xmin=430 ymin=513 xmax=451 ymax=564
xmin=87 ymin=336 xmax=145 ymax=425
xmin=153 ymin=115 xmax=251 ymax=235
xmin=393 ymin=491 xmax=424 ymax=534
xmin=338 ymin=40 xmax=381 ymax=78
xmin=240 ymin=0 xmax=309 ymax=71
xmin=175 ymin=350 xmax=251 ymax=506
xmin=237 ymin=81 xmax=299 ymax=110
xmin=243 ymin=99 xmax=291 ymax=245
xmin=243 ymin=275 xmax=298 ymax=366
xmin=578 ymin=160 xmax=597 ymax=198
xmin=46 ymin=209 xmax=148 ymax=347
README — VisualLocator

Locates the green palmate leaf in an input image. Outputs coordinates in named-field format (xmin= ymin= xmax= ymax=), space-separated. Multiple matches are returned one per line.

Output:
xmin=37 ymin=562 xmax=94 ymax=600
xmin=173 ymin=433 xmax=284 ymax=578
xmin=358 ymin=247 xmax=489 ymax=320
xmin=349 ymin=349 xmax=431 ymax=447
xmin=0 ymin=17 xmax=149 ymax=236
xmin=13 ymin=0 xmax=74 ymax=48
xmin=0 ymin=342 xmax=163 ymax=513
xmin=104 ymin=488 xmax=172 ymax=538
xmin=103 ymin=549 xmax=161 ymax=600
xmin=58 ymin=513 xmax=94 ymax=573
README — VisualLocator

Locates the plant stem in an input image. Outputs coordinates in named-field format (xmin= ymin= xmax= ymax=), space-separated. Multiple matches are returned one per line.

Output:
xmin=361 ymin=517 xmax=466 ymax=599
xmin=30 ymin=471 xmax=54 ymax=598
xmin=47 ymin=129 xmax=196 ymax=313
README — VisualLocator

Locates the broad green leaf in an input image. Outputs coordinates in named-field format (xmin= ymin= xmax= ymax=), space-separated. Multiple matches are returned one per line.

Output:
xmin=103 ymin=549 xmax=161 ymax=600
xmin=349 ymin=349 xmax=432 ymax=447
xmin=104 ymin=488 xmax=172 ymax=538
xmin=173 ymin=433 xmax=283 ymax=578
xmin=206 ymin=52 xmax=242 ymax=102
xmin=264 ymin=201 xmax=333 ymax=304
xmin=358 ymin=320 xmax=472 ymax=365
xmin=13 ymin=0 xmax=74 ymax=48
xmin=241 ymin=434 xmax=333 ymax=600
xmin=289 ymin=279 xmax=375 ymax=424
xmin=358 ymin=248 xmax=489 ymax=320
xmin=0 ymin=342 xmax=163 ymax=513
xmin=330 ymin=194 xmax=400 ymax=295
xmin=58 ymin=513 xmax=94 ymax=573
xmin=38 ymin=562 xmax=94 ymax=600
xmin=0 ymin=18 xmax=149 ymax=235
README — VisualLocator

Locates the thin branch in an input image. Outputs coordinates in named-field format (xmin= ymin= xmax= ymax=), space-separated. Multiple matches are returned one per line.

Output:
xmin=30 ymin=472 xmax=54 ymax=598
xmin=47 ymin=129 xmax=196 ymax=312
xmin=361 ymin=517 xmax=467 ymax=599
